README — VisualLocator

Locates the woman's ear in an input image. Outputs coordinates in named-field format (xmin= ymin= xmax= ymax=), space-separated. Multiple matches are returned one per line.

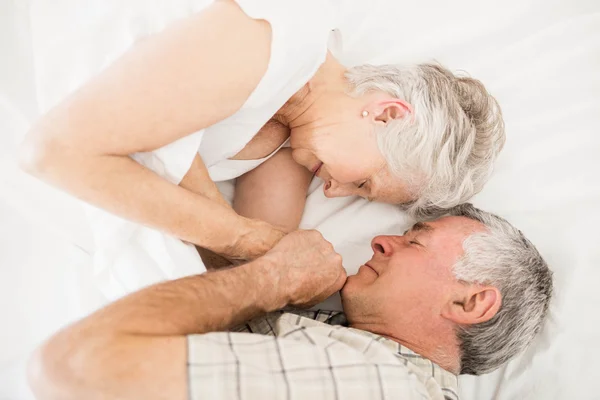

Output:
xmin=442 ymin=285 xmax=502 ymax=326
xmin=373 ymin=99 xmax=413 ymax=124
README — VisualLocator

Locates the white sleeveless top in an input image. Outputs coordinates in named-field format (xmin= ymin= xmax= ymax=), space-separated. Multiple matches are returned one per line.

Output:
xmin=132 ymin=0 xmax=342 ymax=183
xmin=88 ymin=0 xmax=342 ymax=300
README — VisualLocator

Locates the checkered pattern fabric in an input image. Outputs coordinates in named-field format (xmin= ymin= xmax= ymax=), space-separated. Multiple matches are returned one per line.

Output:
xmin=187 ymin=310 xmax=459 ymax=399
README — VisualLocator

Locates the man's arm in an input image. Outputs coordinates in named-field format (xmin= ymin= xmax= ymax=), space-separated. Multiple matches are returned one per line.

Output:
xmin=28 ymin=231 xmax=346 ymax=400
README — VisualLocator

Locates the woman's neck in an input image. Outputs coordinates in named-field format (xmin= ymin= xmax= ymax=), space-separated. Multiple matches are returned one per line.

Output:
xmin=276 ymin=53 xmax=348 ymax=128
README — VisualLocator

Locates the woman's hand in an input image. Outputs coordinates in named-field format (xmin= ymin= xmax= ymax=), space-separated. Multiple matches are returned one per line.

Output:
xmin=178 ymin=153 xmax=285 ymax=264
xmin=198 ymin=217 xmax=285 ymax=267
xmin=229 ymin=219 xmax=287 ymax=261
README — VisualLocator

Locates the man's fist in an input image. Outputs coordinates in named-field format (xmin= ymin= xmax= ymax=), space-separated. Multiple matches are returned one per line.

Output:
xmin=264 ymin=230 xmax=347 ymax=308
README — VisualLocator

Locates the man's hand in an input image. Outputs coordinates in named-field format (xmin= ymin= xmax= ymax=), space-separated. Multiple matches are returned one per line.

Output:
xmin=264 ymin=230 xmax=347 ymax=308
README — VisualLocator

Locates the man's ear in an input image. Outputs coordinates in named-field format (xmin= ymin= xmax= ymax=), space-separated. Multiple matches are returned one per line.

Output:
xmin=371 ymin=99 xmax=413 ymax=124
xmin=442 ymin=285 xmax=502 ymax=326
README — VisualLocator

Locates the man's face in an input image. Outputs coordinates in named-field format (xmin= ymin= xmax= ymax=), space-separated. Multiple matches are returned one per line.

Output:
xmin=341 ymin=216 xmax=486 ymax=331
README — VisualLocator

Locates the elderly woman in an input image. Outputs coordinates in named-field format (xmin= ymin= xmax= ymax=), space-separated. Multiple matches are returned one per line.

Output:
xmin=20 ymin=0 xmax=505 ymax=267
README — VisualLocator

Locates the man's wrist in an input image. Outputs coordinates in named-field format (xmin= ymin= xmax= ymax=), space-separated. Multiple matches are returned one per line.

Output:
xmin=245 ymin=255 xmax=287 ymax=312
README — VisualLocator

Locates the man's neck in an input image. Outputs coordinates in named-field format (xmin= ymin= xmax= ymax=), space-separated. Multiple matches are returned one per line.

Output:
xmin=350 ymin=320 xmax=461 ymax=374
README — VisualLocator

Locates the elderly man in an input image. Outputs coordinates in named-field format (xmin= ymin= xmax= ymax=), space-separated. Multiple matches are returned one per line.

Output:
xmin=28 ymin=204 xmax=552 ymax=400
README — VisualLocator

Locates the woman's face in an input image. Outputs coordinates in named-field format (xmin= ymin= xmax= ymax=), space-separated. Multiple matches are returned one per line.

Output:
xmin=289 ymin=94 xmax=414 ymax=204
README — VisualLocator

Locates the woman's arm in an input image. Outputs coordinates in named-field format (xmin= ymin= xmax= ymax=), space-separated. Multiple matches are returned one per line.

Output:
xmin=178 ymin=155 xmax=232 ymax=209
xmin=179 ymin=154 xmax=273 ymax=268
xmin=19 ymin=0 xmax=279 ymax=259
xmin=234 ymin=148 xmax=313 ymax=233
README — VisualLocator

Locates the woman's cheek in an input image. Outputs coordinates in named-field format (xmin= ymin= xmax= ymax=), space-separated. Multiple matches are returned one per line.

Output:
xmin=291 ymin=148 xmax=313 ymax=168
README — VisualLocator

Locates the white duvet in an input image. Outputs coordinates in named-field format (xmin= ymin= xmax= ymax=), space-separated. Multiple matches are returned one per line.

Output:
xmin=2 ymin=0 xmax=599 ymax=398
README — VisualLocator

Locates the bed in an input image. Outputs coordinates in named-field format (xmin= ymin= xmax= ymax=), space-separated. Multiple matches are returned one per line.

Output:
xmin=1 ymin=0 xmax=599 ymax=398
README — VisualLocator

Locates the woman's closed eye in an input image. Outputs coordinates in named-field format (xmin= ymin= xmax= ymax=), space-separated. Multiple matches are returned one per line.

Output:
xmin=356 ymin=179 xmax=374 ymax=201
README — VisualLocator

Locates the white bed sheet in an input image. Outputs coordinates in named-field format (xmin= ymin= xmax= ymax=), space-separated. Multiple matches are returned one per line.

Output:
xmin=2 ymin=0 xmax=599 ymax=399
xmin=0 ymin=4 xmax=104 ymax=399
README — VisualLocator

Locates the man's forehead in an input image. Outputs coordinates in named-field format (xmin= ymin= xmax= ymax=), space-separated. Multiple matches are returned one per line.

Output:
xmin=418 ymin=216 xmax=485 ymax=260
xmin=430 ymin=215 xmax=487 ymax=236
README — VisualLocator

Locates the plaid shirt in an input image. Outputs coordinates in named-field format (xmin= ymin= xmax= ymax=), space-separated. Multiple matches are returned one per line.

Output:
xmin=187 ymin=310 xmax=459 ymax=400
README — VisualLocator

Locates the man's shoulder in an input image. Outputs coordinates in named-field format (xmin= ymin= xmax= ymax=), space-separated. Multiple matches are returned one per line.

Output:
xmin=191 ymin=311 xmax=459 ymax=400
xmin=230 ymin=310 xmax=460 ymax=400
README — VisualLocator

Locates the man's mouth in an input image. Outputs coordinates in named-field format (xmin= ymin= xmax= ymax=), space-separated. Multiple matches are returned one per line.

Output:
xmin=364 ymin=263 xmax=379 ymax=276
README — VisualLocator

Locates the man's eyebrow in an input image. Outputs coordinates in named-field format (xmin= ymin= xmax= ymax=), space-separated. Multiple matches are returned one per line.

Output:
xmin=404 ymin=222 xmax=434 ymax=235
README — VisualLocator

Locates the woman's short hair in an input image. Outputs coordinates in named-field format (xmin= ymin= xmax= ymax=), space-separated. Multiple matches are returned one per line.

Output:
xmin=346 ymin=64 xmax=506 ymax=217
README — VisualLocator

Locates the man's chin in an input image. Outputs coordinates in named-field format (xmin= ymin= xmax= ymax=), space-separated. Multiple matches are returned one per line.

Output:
xmin=340 ymin=274 xmax=358 ymax=296
xmin=339 ymin=277 xmax=361 ymax=308
xmin=339 ymin=287 xmax=365 ymax=323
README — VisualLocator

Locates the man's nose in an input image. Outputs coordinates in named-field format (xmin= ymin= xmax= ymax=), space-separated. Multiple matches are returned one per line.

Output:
xmin=371 ymin=235 xmax=395 ymax=256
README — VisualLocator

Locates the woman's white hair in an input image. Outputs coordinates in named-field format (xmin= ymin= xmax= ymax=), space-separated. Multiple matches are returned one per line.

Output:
xmin=444 ymin=204 xmax=553 ymax=375
xmin=346 ymin=64 xmax=506 ymax=217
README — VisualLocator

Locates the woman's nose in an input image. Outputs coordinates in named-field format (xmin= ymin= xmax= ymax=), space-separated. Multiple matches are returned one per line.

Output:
xmin=371 ymin=235 xmax=395 ymax=256
xmin=323 ymin=180 xmax=353 ymax=198
xmin=323 ymin=179 xmax=341 ymax=197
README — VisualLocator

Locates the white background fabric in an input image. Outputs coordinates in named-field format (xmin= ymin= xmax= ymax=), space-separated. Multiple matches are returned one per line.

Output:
xmin=1 ymin=0 xmax=599 ymax=399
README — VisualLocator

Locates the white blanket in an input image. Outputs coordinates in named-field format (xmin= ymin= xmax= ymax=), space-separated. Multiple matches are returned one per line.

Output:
xmin=2 ymin=0 xmax=598 ymax=398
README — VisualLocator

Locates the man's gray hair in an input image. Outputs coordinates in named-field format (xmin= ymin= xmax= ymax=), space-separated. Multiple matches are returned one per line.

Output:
xmin=346 ymin=64 xmax=505 ymax=217
xmin=445 ymin=204 xmax=553 ymax=375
